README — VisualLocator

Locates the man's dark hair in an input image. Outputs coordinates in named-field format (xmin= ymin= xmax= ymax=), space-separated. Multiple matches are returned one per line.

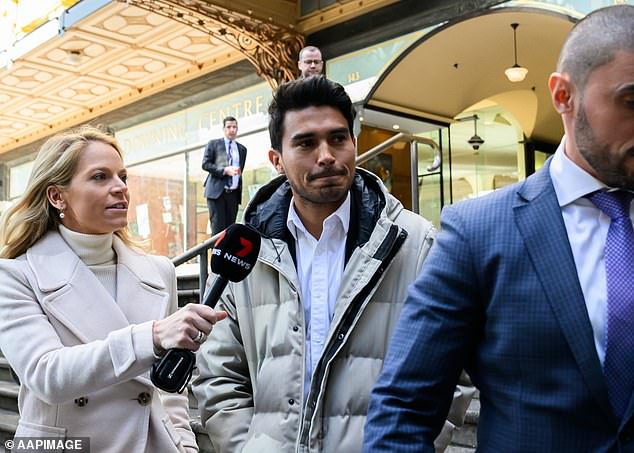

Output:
xmin=557 ymin=4 xmax=634 ymax=91
xmin=268 ymin=76 xmax=355 ymax=152
xmin=223 ymin=116 xmax=238 ymax=127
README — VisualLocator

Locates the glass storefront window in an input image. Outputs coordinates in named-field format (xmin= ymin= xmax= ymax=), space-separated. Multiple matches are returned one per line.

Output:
xmin=127 ymin=154 xmax=185 ymax=258
xmin=450 ymin=106 xmax=523 ymax=202
xmin=234 ymin=129 xmax=277 ymax=206
xmin=187 ymin=147 xmax=211 ymax=250
xmin=419 ymin=173 xmax=442 ymax=227
xmin=186 ymin=128 xmax=276 ymax=258
xmin=417 ymin=129 xmax=444 ymax=228
xmin=534 ymin=150 xmax=551 ymax=172
xmin=440 ymin=127 xmax=452 ymax=206
xmin=9 ymin=160 xmax=33 ymax=199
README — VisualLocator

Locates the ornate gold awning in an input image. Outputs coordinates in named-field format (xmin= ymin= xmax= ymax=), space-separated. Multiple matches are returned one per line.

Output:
xmin=0 ymin=0 xmax=395 ymax=157
xmin=120 ymin=0 xmax=304 ymax=89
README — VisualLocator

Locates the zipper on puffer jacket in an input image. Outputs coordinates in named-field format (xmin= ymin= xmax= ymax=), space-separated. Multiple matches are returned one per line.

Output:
xmin=298 ymin=223 xmax=408 ymax=448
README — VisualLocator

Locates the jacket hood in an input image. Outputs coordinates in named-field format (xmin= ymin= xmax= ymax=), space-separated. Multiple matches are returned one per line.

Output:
xmin=244 ymin=167 xmax=403 ymax=250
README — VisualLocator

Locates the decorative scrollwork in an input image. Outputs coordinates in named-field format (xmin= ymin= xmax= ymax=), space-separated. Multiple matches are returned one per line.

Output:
xmin=117 ymin=0 xmax=304 ymax=89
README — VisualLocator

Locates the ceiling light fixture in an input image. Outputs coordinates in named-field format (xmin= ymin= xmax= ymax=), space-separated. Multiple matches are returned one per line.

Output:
xmin=456 ymin=114 xmax=484 ymax=151
xmin=66 ymin=49 xmax=82 ymax=65
xmin=504 ymin=23 xmax=528 ymax=82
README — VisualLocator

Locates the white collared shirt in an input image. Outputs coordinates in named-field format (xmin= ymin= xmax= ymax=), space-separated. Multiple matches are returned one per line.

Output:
xmin=550 ymin=138 xmax=634 ymax=364
xmin=224 ymin=138 xmax=240 ymax=190
xmin=286 ymin=193 xmax=351 ymax=402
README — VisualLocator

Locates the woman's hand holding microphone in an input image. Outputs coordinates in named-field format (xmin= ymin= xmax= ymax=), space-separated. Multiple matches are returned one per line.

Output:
xmin=152 ymin=304 xmax=228 ymax=354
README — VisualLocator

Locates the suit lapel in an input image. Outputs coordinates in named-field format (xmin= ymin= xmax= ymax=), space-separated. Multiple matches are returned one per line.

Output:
xmin=513 ymin=161 xmax=615 ymax=422
xmin=238 ymin=143 xmax=246 ymax=172
xmin=215 ymin=139 xmax=228 ymax=166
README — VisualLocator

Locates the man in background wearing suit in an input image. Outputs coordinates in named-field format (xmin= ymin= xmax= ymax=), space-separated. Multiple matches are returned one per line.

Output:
xmin=298 ymin=45 xmax=323 ymax=78
xmin=364 ymin=5 xmax=634 ymax=452
xmin=202 ymin=116 xmax=247 ymax=235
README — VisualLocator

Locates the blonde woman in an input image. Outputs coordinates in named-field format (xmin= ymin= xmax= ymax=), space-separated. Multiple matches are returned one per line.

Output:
xmin=0 ymin=126 xmax=226 ymax=453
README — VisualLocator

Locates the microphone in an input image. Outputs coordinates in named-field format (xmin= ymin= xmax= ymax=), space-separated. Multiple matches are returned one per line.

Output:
xmin=151 ymin=224 xmax=261 ymax=393
xmin=203 ymin=223 xmax=261 ymax=307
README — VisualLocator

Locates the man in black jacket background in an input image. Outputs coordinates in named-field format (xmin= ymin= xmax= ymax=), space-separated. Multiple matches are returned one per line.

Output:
xmin=202 ymin=116 xmax=247 ymax=235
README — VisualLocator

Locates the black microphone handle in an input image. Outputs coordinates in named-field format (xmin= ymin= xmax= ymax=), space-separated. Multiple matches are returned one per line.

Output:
xmin=151 ymin=276 xmax=229 ymax=392
xmin=202 ymin=274 xmax=229 ymax=308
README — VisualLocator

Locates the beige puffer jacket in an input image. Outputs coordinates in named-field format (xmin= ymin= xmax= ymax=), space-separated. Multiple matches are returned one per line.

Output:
xmin=193 ymin=169 xmax=472 ymax=453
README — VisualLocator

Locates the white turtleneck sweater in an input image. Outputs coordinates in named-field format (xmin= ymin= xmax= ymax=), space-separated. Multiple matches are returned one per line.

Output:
xmin=58 ymin=225 xmax=117 ymax=300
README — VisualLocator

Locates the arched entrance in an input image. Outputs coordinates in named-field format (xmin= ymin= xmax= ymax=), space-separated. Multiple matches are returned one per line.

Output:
xmin=357 ymin=7 xmax=576 ymax=225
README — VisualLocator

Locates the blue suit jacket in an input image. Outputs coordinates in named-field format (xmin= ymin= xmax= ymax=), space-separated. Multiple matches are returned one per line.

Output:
xmin=202 ymin=138 xmax=247 ymax=200
xmin=364 ymin=159 xmax=634 ymax=452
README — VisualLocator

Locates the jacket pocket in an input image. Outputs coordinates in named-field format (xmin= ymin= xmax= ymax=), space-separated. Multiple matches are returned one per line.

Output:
xmin=14 ymin=420 xmax=66 ymax=452
xmin=162 ymin=415 xmax=185 ymax=452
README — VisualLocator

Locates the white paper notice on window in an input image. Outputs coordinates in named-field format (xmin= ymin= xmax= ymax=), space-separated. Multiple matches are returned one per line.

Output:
xmin=136 ymin=203 xmax=151 ymax=238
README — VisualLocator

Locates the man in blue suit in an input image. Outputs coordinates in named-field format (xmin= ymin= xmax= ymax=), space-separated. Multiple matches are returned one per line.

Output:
xmin=203 ymin=116 xmax=247 ymax=235
xmin=364 ymin=5 xmax=634 ymax=452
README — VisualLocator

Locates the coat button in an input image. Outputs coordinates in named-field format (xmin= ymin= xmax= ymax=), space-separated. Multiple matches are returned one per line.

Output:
xmin=74 ymin=397 xmax=88 ymax=407
xmin=136 ymin=392 xmax=152 ymax=406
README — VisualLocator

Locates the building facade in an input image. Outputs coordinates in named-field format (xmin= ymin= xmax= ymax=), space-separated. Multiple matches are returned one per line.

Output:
xmin=0 ymin=0 xmax=630 ymax=257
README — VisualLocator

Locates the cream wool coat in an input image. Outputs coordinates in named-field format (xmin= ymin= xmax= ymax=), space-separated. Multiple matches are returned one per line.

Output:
xmin=0 ymin=231 xmax=197 ymax=453
xmin=193 ymin=169 xmax=473 ymax=453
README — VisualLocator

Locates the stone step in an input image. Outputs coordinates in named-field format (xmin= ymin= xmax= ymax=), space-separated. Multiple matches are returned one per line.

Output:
xmin=178 ymin=289 xmax=200 ymax=307
xmin=0 ymin=358 xmax=14 ymax=383
xmin=465 ymin=395 xmax=480 ymax=425
xmin=451 ymin=391 xmax=479 ymax=449
xmin=0 ymin=408 xmax=20 ymax=449
xmin=0 ymin=382 xmax=18 ymax=413
xmin=446 ymin=446 xmax=476 ymax=453
xmin=177 ymin=273 xmax=202 ymax=307
xmin=177 ymin=274 xmax=201 ymax=291
xmin=452 ymin=422 xmax=478 ymax=450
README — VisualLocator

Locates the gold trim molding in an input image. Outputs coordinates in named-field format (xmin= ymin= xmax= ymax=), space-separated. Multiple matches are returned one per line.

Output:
xmin=118 ymin=0 xmax=304 ymax=89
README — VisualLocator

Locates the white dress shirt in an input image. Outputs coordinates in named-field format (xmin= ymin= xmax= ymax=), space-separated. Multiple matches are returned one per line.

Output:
xmin=224 ymin=138 xmax=240 ymax=190
xmin=550 ymin=138 xmax=634 ymax=364
xmin=286 ymin=193 xmax=350 ymax=402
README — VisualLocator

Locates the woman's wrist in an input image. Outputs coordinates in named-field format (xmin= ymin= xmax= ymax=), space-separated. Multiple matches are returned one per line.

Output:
xmin=152 ymin=320 xmax=166 ymax=357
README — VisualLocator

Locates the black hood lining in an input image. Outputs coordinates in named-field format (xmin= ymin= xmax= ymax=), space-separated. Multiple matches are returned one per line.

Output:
xmin=244 ymin=170 xmax=386 ymax=265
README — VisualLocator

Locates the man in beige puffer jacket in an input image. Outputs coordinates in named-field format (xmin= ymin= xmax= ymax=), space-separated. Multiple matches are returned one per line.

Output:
xmin=193 ymin=76 xmax=473 ymax=453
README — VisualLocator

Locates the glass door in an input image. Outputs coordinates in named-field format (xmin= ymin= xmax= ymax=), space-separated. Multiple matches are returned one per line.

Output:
xmin=356 ymin=108 xmax=447 ymax=225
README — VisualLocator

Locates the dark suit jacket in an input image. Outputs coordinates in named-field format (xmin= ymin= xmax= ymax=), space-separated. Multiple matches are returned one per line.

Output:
xmin=364 ymin=158 xmax=634 ymax=452
xmin=202 ymin=138 xmax=247 ymax=200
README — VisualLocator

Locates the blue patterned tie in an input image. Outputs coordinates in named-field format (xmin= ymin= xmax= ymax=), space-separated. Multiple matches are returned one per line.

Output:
xmin=588 ymin=190 xmax=634 ymax=419
xmin=225 ymin=141 xmax=233 ymax=189
xmin=226 ymin=141 xmax=233 ymax=165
